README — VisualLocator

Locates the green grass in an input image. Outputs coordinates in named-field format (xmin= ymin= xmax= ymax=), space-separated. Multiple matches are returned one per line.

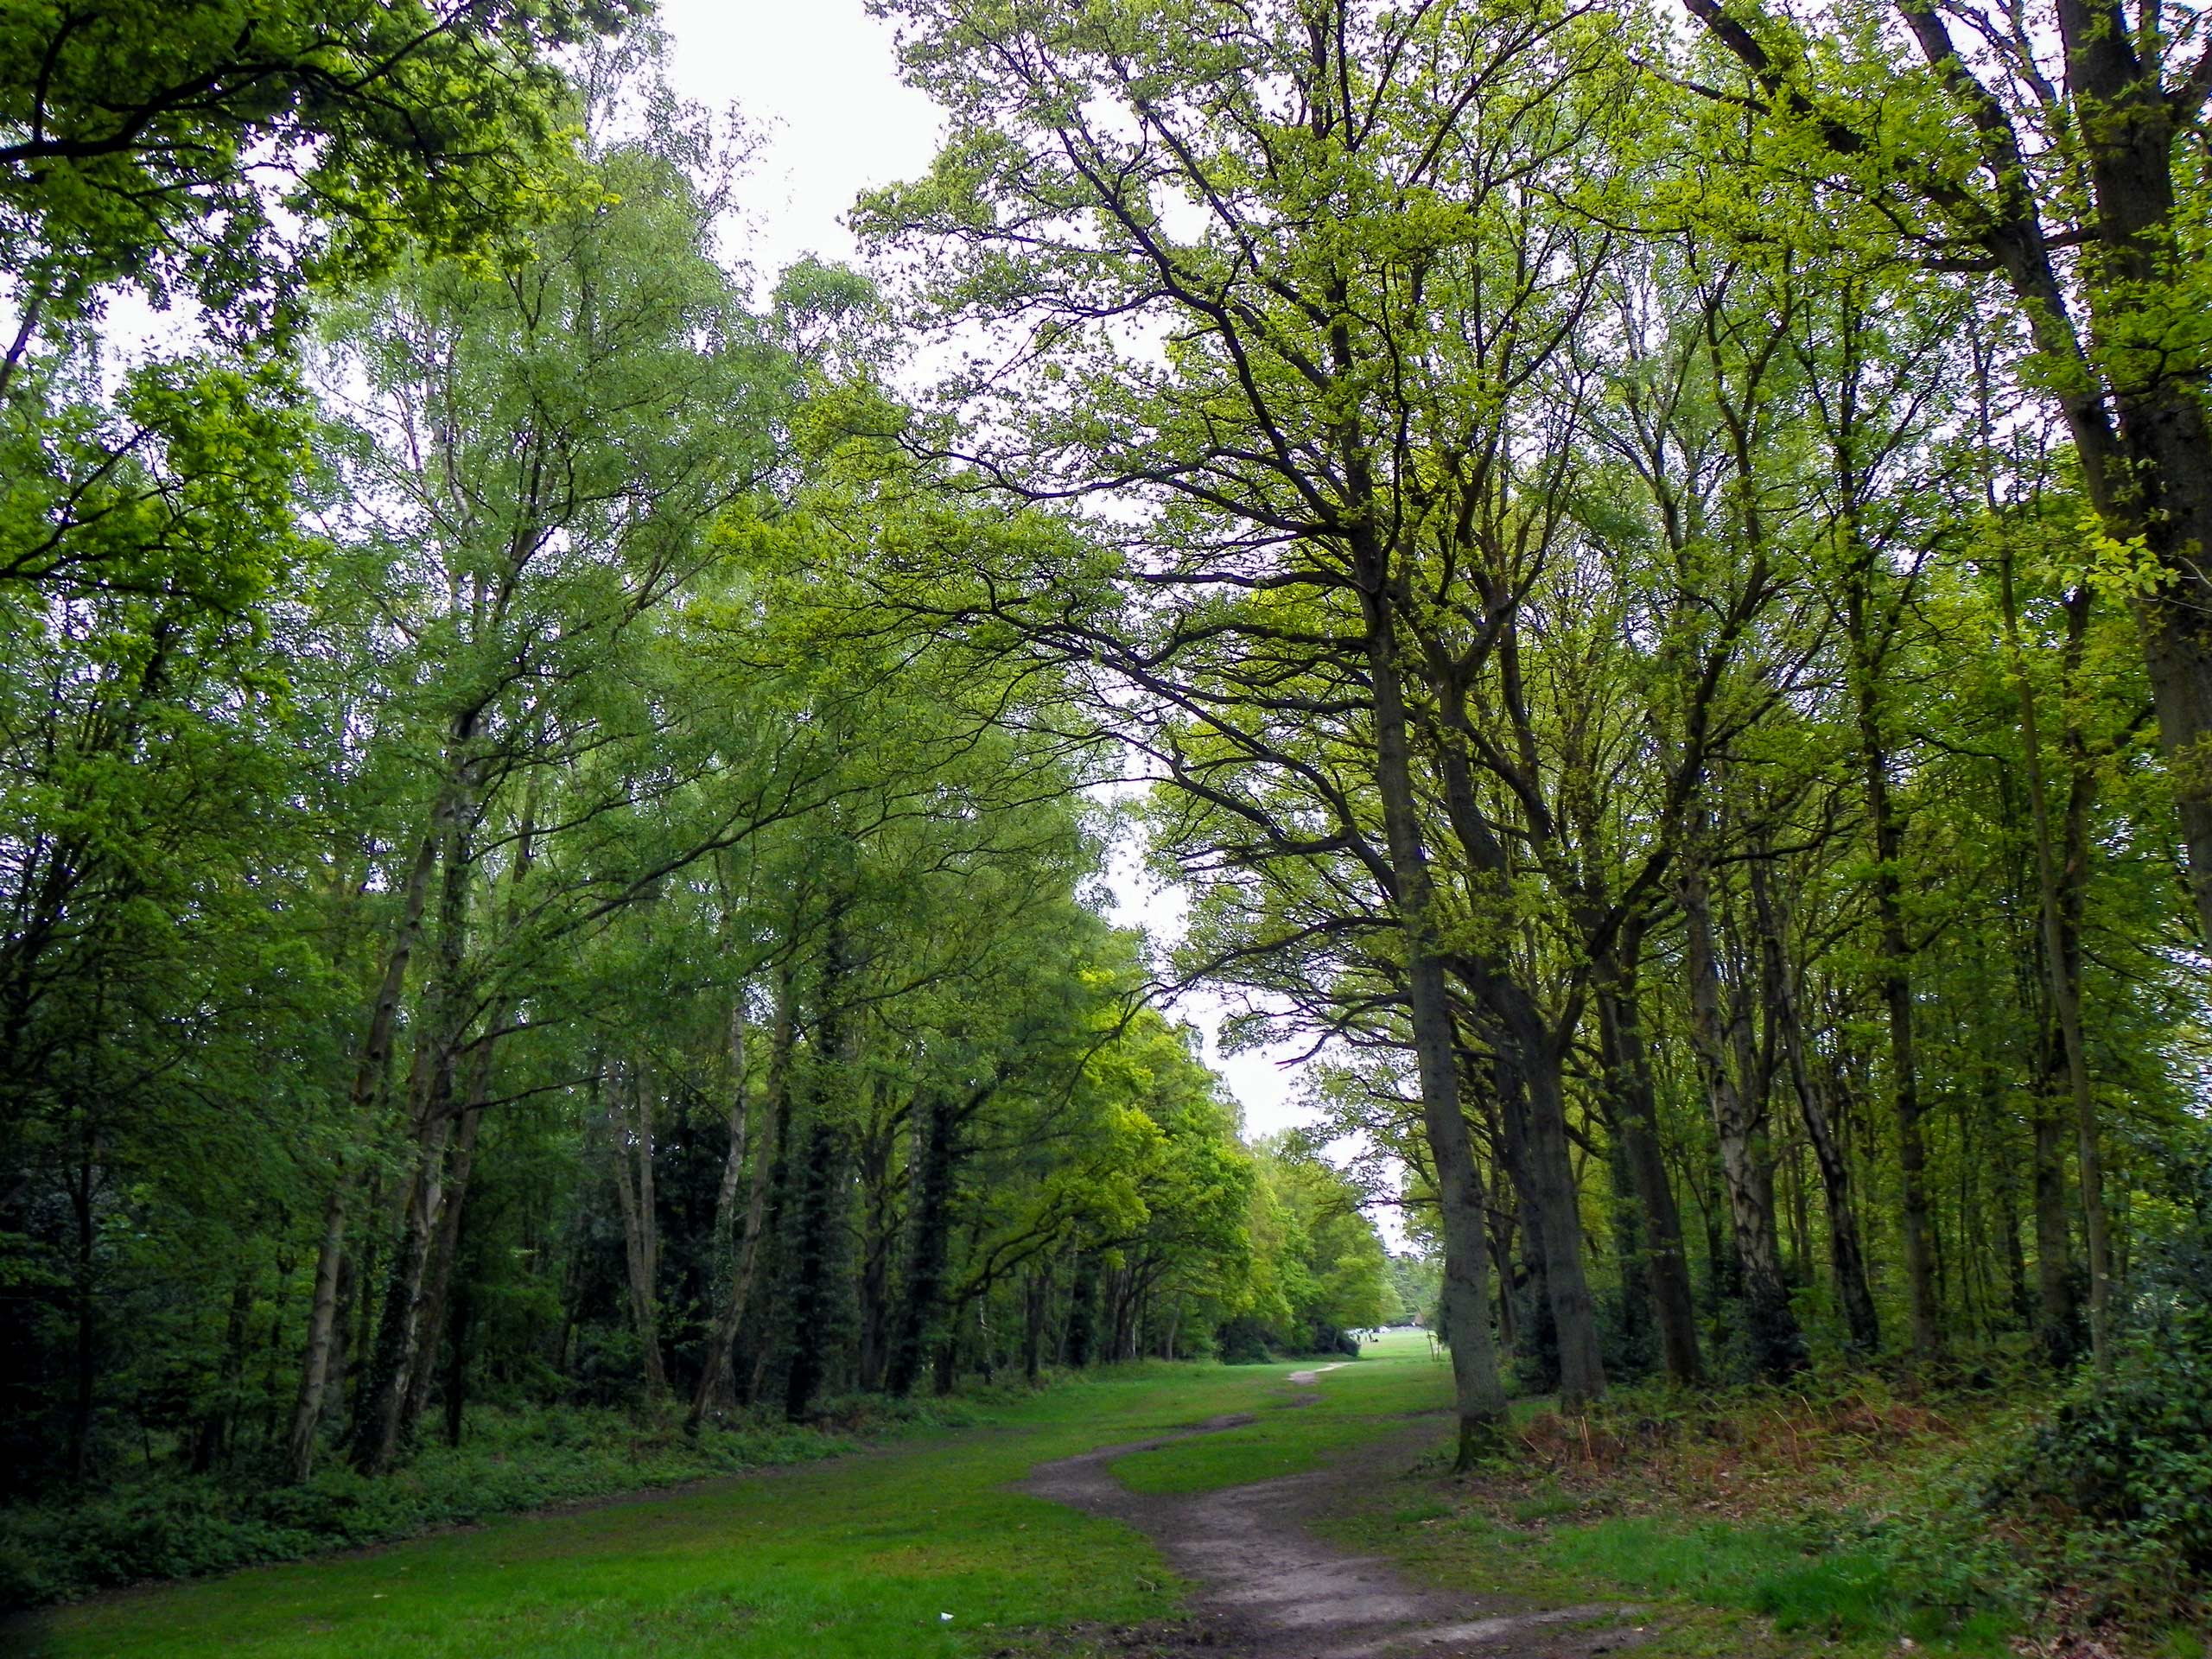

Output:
xmin=1109 ymin=1329 xmax=1453 ymax=1494
xmin=8 ymin=1360 xmax=1336 ymax=1659
xmin=1538 ymin=1519 xmax=2012 ymax=1653
xmin=6 ymin=1335 xmax=2024 ymax=1659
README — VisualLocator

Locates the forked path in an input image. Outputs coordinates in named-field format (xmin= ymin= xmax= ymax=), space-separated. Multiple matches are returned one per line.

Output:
xmin=1019 ymin=1373 xmax=1644 ymax=1659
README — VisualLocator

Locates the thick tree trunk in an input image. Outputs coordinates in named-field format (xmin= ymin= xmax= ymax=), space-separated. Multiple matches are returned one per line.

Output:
xmin=1023 ymin=1269 xmax=1050 ymax=1384
xmin=780 ymin=1107 xmax=847 ymax=1421
xmin=193 ymin=1275 xmax=254 ymax=1471
xmin=1595 ymin=930 xmax=1702 ymax=1385
xmin=2031 ymin=1071 xmax=2081 ymax=1364
xmin=1988 ymin=1087 xmax=2032 ymax=1325
xmin=351 ymin=786 xmax=474 ymax=1475
xmin=1680 ymin=835 xmax=1805 ymax=1379
xmin=67 ymin=1147 xmax=95 ymax=1480
xmin=1999 ymin=558 xmax=2112 ymax=1370
xmin=782 ymin=918 xmax=854 ymax=1424
xmin=1489 ymin=1048 xmax=1558 ymax=1390
xmin=352 ymin=1097 xmax=454 ymax=1472
xmin=855 ymin=1096 xmax=898 ymax=1394
xmin=404 ymin=1090 xmax=484 ymax=1428
xmin=442 ymin=1267 xmax=472 ymax=1449
xmin=1850 ymin=611 xmax=1941 ymax=1363
xmin=888 ymin=1090 xmax=959 ymax=1397
xmin=712 ymin=1001 xmax=750 ymax=1249
xmin=1510 ymin=1007 xmax=1606 ymax=1403
xmin=1356 ymin=569 xmax=1510 ymax=1461
xmin=1065 ymin=1255 xmax=1098 ymax=1367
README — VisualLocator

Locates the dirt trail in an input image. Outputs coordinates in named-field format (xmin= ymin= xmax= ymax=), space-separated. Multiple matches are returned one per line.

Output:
xmin=1019 ymin=1380 xmax=1643 ymax=1659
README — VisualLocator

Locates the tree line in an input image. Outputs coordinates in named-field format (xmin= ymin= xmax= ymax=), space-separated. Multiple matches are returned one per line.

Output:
xmin=848 ymin=0 xmax=2212 ymax=1463
xmin=0 ymin=17 xmax=1392 ymax=1503
xmin=3 ymin=0 xmax=2210 ymax=1525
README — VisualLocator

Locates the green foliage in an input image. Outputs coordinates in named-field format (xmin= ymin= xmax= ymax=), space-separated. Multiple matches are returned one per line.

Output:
xmin=1986 ymin=1168 xmax=2212 ymax=1618
xmin=0 ymin=0 xmax=643 ymax=327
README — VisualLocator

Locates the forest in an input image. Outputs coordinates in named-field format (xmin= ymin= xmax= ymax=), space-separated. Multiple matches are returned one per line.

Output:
xmin=3 ymin=0 xmax=2211 ymax=1643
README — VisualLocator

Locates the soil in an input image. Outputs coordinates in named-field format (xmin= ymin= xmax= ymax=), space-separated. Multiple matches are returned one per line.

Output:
xmin=1015 ymin=1371 xmax=1648 ymax=1659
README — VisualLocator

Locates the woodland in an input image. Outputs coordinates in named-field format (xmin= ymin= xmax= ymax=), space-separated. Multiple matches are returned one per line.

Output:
xmin=3 ymin=0 xmax=2212 ymax=1639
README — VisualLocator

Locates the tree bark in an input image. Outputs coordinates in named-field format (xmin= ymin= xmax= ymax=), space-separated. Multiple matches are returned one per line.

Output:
xmin=1680 ymin=830 xmax=1805 ymax=1378
xmin=1752 ymin=859 xmax=1880 ymax=1355
xmin=608 ymin=1063 xmax=669 ymax=1402
xmin=1998 ymin=554 xmax=2111 ymax=1370
xmin=1847 ymin=578 xmax=1941 ymax=1363
xmin=690 ymin=971 xmax=792 ymax=1425
xmin=351 ymin=774 xmax=474 ymax=1475
xmin=1355 ymin=562 xmax=1511 ymax=1460
xmin=1595 ymin=925 xmax=1702 ymax=1385
xmin=888 ymin=1089 xmax=960 ymax=1397
xmin=284 ymin=823 xmax=442 ymax=1483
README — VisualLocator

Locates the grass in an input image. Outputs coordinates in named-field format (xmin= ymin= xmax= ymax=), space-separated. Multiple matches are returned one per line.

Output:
xmin=8 ymin=1336 xmax=2034 ymax=1659
xmin=7 ymin=1358 xmax=1325 ymax=1659
xmin=1109 ymin=1331 xmax=1455 ymax=1493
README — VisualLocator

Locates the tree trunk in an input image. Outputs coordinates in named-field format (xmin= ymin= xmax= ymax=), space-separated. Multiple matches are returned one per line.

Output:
xmin=855 ymin=1096 xmax=897 ymax=1394
xmin=351 ymin=1100 xmax=453 ymax=1473
xmin=67 ymin=1146 xmax=96 ymax=1480
xmin=1849 ymin=605 xmax=1940 ymax=1363
xmin=609 ymin=1063 xmax=669 ymax=1402
xmin=1752 ymin=861 xmax=1879 ymax=1355
xmin=285 ymin=823 xmax=442 ymax=1483
xmin=2031 ymin=1066 xmax=2081 ymax=1364
xmin=1999 ymin=555 xmax=2112 ymax=1370
xmin=1510 ymin=1007 xmax=1606 ymax=1403
xmin=351 ymin=785 xmax=473 ymax=1475
xmin=1023 ymin=1269 xmax=1049 ymax=1384
xmin=1356 ymin=563 xmax=1510 ymax=1462
xmin=194 ymin=1275 xmax=254 ymax=1471
xmin=888 ymin=1090 xmax=959 ymax=1397
xmin=690 ymin=972 xmax=792 ymax=1426
xmin=782 ymin=918 xmax=855 ymax=1424
xmin=404 ymin=1090 xmax=484 ymax=1428
xmin=1681 ymin=831 xmax=1805 ymax=1379
xmin=1488 ymin=1047 xmax=1558 ymax=1390
xmin=1595 ymin=927 xmax=1702 ymax=1385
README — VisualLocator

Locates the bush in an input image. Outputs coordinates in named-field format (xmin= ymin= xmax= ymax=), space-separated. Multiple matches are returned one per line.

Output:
xmin=1986 ymin=1168 xmax=2212 ymax=1619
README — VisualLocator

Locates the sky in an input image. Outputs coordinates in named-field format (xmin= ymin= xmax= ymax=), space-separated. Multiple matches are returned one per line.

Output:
xmin=652 ymin=0 xmax=1323 ymax=1143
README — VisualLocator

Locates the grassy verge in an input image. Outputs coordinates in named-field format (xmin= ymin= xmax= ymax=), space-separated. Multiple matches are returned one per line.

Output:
xmin=1316 ymin=1369 xmax=2031 ymax=1659
xmin=6 ymin=1359 xmax=1323 ymax=1659
xmin=1105 ymin=1338 xmax=2033 ymax=1658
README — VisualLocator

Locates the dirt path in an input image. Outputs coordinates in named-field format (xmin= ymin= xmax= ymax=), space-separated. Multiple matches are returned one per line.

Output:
xmin=1019 ymin=1381 xmax=1643 ymax=1659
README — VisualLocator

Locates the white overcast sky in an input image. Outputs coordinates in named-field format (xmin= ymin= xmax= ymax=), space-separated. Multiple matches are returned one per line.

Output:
xmin=653 ymin=0 xmax=1320 ymax=1142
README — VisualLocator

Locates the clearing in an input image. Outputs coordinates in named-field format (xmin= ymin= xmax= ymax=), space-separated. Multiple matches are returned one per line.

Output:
xmin=9 ymin=1333 xmax=1958 ymax=1659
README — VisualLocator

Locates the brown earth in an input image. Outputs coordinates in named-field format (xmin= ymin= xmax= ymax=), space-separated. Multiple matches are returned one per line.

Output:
xmin=1014 ymin=1371 xmax=1649 ymax=1659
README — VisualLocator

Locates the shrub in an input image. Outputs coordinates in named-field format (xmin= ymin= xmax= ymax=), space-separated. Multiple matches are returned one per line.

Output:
xmin=1986 ymin=1167 xmax=2212 ymax=1619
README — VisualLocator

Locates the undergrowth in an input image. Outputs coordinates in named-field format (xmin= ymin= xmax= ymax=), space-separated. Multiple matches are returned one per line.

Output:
xmin=1473 ymin=1341 xmax=2212 ymax=1656
xmin=1488 ymin=1373 xmax=2024 ymax=1650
